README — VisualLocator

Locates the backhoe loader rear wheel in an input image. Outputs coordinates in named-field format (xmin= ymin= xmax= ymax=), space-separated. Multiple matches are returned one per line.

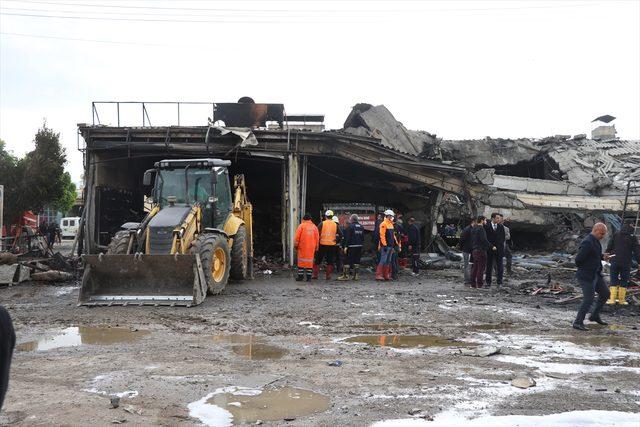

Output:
xmin=230 ymin=226 xmax=248 ymax=280
xmin=193 ymin=233 xmax=230 ymax=295
xmin=106 ymin=231 xmax=132 ymax=255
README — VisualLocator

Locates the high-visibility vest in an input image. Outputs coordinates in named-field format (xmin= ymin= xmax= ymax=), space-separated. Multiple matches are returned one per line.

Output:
xmin=319 ymin=219 xmax=337 ymax=246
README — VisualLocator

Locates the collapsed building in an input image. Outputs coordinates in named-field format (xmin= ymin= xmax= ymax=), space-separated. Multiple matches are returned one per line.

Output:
xmin=77 ymin=100 xmax=639 ymax=264
xmin=342 ymin=104 xmax=640 ymax=252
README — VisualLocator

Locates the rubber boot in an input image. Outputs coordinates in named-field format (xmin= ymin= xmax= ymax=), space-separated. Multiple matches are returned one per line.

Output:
xmin=606 ymin=286 xmax=617 ymax=305
xmin=295 ymin=269 xmax=304 ymax=281
xmin=383 ymin=265 xmax=391 ymax=281
xmin=375 ymin=265 xmax=384 ymax=281
xmin=353 ymin=265 xmax=360 ymax=281
xmin=312 ymin=264 xmax=319 ymax=280
xmin=618 ymin=287 xmax=629 ymax=305
xmin=305 ymin=268 xmax=312 ymax=282
xmin=325 ymin=264 xmax=334 ymax=280
xmin=338 ymin=266 xmax=350 ymax=281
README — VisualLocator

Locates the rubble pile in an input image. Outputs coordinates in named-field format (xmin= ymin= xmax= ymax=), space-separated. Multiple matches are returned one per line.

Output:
xmin=440 ymin=136 xmax=640 ymax=194
xmin=342 ymin=103 xmax=439 ymax=157
xmin=0 ymin=251 xmax=76 ymax=285
xmin=341 ymin=104 xmax=639 ymax=254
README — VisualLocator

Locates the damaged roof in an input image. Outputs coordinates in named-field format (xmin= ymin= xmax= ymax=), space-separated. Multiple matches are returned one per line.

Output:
xmin=342 ymin=103 xmax=439 ymax=157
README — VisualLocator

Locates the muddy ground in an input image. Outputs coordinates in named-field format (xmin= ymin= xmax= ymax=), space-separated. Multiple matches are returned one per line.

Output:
xmin=1 ymin=254 xmax=639 ymax=426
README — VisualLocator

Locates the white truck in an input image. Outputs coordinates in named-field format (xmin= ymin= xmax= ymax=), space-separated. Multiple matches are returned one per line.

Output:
xmin=60 ymin=216 xmax=81 ymax=239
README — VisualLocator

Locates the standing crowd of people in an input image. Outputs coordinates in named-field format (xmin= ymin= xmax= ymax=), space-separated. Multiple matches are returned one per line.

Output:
xmin=293 ymin=209 xmax=420 ymax=282
xmin=295 ymin=208 xmax=638 ymax=333
xmin=458 ymin=212 xmax=512 ymax=288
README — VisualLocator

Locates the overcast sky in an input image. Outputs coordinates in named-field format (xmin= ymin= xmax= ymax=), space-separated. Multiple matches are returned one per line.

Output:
xmin=1 ymin=0 xmax=639 ymax=183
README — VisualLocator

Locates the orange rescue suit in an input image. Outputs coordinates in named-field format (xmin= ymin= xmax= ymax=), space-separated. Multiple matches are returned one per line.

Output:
xmin=294 ymin=220 xmax=319 ymax=268
xmin=379 ymin=218 xmax=398 ymax=248
xmin=319 ymin=219 xmax=338 ymax=246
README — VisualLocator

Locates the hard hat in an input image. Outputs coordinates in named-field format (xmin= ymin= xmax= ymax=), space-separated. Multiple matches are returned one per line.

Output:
xmin=325 ymin=209 xmax=334 ymax=217
xmin=384 ymin=209 xmax=395 ymax=217
xmin=332 ymin=216 xmax=339 ymax=223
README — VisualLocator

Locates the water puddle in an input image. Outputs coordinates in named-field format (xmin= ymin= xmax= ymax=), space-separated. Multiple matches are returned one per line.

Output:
xmin=212 ymin=335 xmax=287 ymax=360
xmin=352 ymin=323 xmax=421 ymax=331
xmin=555 ymin=334 xmax=635 ymax=349
xmin=189 ymin=386 xmax=329 ymax=426
xmin=18 ymin=326 xmax=150 ymax=352
xmin=467 ymin=322 xmax=515 ymax=331
xmin=344 ymin=335 xmax=470 ymax=348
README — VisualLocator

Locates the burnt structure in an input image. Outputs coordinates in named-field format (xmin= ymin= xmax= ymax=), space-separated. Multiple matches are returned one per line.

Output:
xmin=78 ymin=100 xmax=470 ymax=264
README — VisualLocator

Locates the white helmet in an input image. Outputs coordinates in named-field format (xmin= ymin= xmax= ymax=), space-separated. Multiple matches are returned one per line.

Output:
xmin=384 ymin=209 xmax=395 ymax=217
xmin=332 ymin=216 xmax=339 ymax=223
xmin=325 ymin=209 xmax=334 ymax=217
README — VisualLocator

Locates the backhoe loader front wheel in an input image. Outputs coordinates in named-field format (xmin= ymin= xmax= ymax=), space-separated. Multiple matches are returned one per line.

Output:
xmin=193 ymin=233 xmax=230 ymax=295
xmin=230 ymin=225 xmax=248 ymax=280
xmin=106 ymin=231 xmax=132 ymax=255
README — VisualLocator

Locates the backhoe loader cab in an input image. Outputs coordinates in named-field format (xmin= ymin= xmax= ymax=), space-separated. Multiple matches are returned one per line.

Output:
xmin=80 ymin=158 xmax=253 ymax=307
xmin=146 ymin=159 xmax=232 ymax=229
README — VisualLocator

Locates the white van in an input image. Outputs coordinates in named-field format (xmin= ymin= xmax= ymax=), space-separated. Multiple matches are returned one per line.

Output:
xmin=60 ymin=217 xmax=81 ymax=239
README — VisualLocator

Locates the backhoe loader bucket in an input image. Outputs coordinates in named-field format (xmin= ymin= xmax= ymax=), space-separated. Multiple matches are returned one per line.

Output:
xmin=79 ymin=254 xmax=208 ymax=307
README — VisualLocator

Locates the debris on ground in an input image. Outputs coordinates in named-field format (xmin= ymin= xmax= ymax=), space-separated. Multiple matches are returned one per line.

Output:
xmin=122 ymin=405 xmax=142 ymax=416
xmin=458 ymin=346 xmax=502 ymax=357
xmin=511 ymin=376 xmax=537 ymax=389
xmin=31 ymin=270 xmax=74 ymax=282
xmin=110 ymin=396 xmax=120 ymax=409
xmin=0 ymin=252 xmax=18 ymax=265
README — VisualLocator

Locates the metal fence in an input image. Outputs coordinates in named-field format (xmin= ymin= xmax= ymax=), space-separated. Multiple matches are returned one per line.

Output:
xmin=91 ymin=101 xmax=216 ymax=127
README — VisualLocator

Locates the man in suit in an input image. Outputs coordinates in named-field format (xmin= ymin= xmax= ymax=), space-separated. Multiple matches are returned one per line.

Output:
xmin=458 ymin=218 xmax=475 ymax=285
xmin=573 ymin=222 xmax=611 ymax=331
xmin=484 ymin=212 xmax=505 ymax=287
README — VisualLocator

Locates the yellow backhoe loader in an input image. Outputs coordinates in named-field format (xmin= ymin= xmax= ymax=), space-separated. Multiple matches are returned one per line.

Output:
xmin=79 ymin=158 xmax=253 ymax=307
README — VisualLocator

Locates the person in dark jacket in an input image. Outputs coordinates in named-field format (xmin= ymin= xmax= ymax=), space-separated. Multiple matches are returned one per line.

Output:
xmin=391 ymin=217 xmax=402 ymax=280
xmin=458 ymin=218 xmax=475 ymax=285
xmin=573 ymin=223 xmax=612 ymax=331
xmin=500 ymin=215 xmax=513 ymax=274
xmin=484 ymin=212 xmax=505 ymax=287
xmin=332 ymin=216 xmax=345 ymax=273
xmin=339 ymin=214 xmax=365 ymax=281
xmin=0 ymin=305 xmax=15 ymax=410
xmin=407 ymin=217 xmax=421 ymax=276
xmin=396 ymin=213 xmax=409 ymax=268
xmin=471 ymin=216 xmax=490 ymax=288
xmin=605 ymin=221 xmax=640 ymax=305
xmin=373 ymin=213 xmax=383 ymax=264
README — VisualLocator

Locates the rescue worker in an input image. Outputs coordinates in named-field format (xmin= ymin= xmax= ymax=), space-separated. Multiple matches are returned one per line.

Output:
xmin=407 ymin=217 xmax=421 ymax=276
xmin=332 ymin=216 xmax=345 ymax=273
xmin=294 ymin=213 xmax=319 ymax=282
xmin=339 ymin=214 xmax=364 ymax=281
xmin=605 ymin=220 xmax=640 ymax=305
xmin=313 ymin=210 xmax=338 ymax=280
xmin=376 ymin=210 xmax=397 ymax=281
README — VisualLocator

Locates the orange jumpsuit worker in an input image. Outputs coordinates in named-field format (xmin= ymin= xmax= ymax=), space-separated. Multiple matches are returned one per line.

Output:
xmin=376 ymin=209 xmax=397 ymax=281
xmin=313 ymin=209 xmax=338 ymax=280
xmin=294 ymin=213 xmax=319 ymax=282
